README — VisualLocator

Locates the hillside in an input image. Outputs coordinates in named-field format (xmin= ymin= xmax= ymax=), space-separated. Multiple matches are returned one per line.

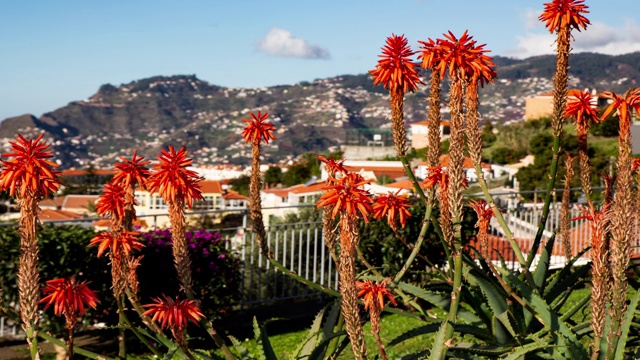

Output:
xmin=1 ymin=52 xmax=639 ymax=169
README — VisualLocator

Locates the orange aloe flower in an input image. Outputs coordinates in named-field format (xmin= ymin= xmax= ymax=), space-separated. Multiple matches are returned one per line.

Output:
xmin=0 ymin=133 xmax=60 ymax=198
xmin=40 ymin=276 xmax=99 ymax=316
xmin=422 ymin=166 xmax=467 ymax=192
xmin=112 ymin=151 xmax=151 ymax=189
xmin=142 ymin=295 xmax=204 ymax=330
xmin=417 ymin=37 xmax=443 ymax=70
xmin=600 ymin=89 xmax=640 ymax=125
xmin=572 ymin=203 xmax=609 ymax=248
xmin=317 ymin=172 xmax=373 ymax=221
xmin=369 ymin=34 xmax=421 ymax=94
xmin=95 ymin=181 xmax=126 ymax=219
xmin=318 ymin=155 xmax=347 ymax=177
xmin=356 ymin=279 xmax=397 ymax=312
xmin=372 ymin=191 xmax=412 ymax=231
xmin=146 ymin=146 xmax=203 ymax=208
xmin=469 ymin=199 xmax=494 ymax=223
xmin=564 ymin=90 xmax=600 ymax=131
xmin=89 ymin=231 xmax=143 ymax=257
xmin=242 ymin=111 xmax=276 ymax=145
xmin=539 ymin=0 xmax=590 ymax=33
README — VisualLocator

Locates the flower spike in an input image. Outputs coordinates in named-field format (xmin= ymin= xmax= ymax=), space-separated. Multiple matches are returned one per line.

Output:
xmin=142 ymin=295 xmax=204 ymax=330
xmin=0 ymin=133 xmax=60 ymax=198
xmin=40 ymin=276 xmax=99 ymax=316
xmin=112 ymin=150 xmax=151 ymax=189
xmin=242 ymin=111 xmax=276 ymax=145
xmin=317 ymin=172 xmax=373 ymax=221
xmin=540 ymin=0 xmax=590 ymax=33
xmin=372 ymin=191 xmax=412 ymax=231
xmin=146 ymin=146 xmax=203 ymax=208
xmin=369 ymin=34 xmax=421 ymax=94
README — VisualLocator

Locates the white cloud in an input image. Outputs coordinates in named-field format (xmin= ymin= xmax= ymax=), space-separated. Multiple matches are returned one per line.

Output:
xmin=504 ymin=19 xmax=640 ymax=58
xmin=257 ymin=28 xmax=330 ymax=59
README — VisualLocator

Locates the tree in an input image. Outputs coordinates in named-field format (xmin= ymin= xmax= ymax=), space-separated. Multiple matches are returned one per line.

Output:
xmin=230 ymin=175 xmax=250 ymax=196
xmin=481 ymin=121 xmax=497 ymax=147
xmin=263 ymin=166 xmax=282 ymax=187
xmin=281 ymin=164 xmax=311 ymax=187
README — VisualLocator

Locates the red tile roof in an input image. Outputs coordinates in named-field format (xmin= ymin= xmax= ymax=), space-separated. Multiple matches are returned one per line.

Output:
xmin=200 ymin=180 xmax=223 ymax=194
xmin=223 ymin=190 xmax=248 ymax=200
xmin=40 ymin=209 xmax=84 ymax=221
xmin=422 ymin=154 xmax=491 ymax=169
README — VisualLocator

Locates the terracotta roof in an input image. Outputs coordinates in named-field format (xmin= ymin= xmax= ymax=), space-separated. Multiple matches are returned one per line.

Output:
xmin=200 ymin=180 xmax=223 ymax=194
xmin=263 ymin=188 xmax=291 ymax=198
xmin=223 ymin=190 xmax=248 ymax=200
xmin=40 ymin=197 xmax=65 ymax=208
xmin=386 ymin=179 xmax=426 ymax=190
xmin=537 ymin=88 xmax=599 ymax=98
xmin=344 ymin=165 xmax=406 ymax=180
xmin=40 ymin=209 xmax=84 ymax=221
xmin=62 ymin=195 xmax=99 ymax=210
xmin=288 ymin=181 xmax=327 ymax=194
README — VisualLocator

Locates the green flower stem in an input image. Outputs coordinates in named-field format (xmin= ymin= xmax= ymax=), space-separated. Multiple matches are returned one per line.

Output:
xmin=39 ymin=332 xmax=115 ymax=360
xmin=25 ymin=327 xmax=39 ymax=360
xmin=526 ymin=135 xmax=561 ymax=269
xmin=474 ymin=163 xmax=535 ymax=287
xmin=392 ymin=205 xmax=434 ymax=285
xmin=399 ymin=156 xmax=428 ymax=205
xmin=117 ymin=295 xmax=126 ymax=359
xmin=117 ymin=296 xmax=162 ymax=358
xmin=432 ymin=251 xmax=463 ymax=360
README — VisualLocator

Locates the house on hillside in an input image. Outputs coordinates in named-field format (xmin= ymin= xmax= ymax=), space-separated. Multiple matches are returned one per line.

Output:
xmin=320 ymin=160 xmax=406 ymax=184
xmin=134 ymin=179 xmax=225 ymax=228
xmin=409 ymin=120 xmax=451 ymax=149
xmin=525 ymin=88 xmax=608 ymax=121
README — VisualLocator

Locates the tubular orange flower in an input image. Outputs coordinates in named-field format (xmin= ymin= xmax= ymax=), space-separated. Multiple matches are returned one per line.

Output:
xmin=600 ymin=89 xmax=640 ymax=125
xmin=317 ymin=172 xmax=373 ymax=221
xmin=422 ymin=166 xmax=467 ymax=192
xmin=369 ymin=34 xmax=421 ymax=94
xmin=112 ymin=151 xmax=151 ymax=189
xmin=540 ymin=0 xmax=590 ymax=33
xmin=372 ymin=191 xmax=412 ymax=231
xmin=469 ymin=199 xmax=494 ymax=222
xmin=95 ymin=181 xmax=126 ymax=219
xmin=417 ymin=37 xmax=442 ymax=70
xmin=146 ymin=146 xmax=203 ymax=208
xmin=241 ymin=111 xmax=276 ymax=145
xmin=572 ymin=203 xmax=609 ymax=248
xmin=564 ymin=90 xmax=600 ymax=130
xmin=142 ymin=295 xmax=204 ymax=330
xmin=40 ymin=276 xmax=99 ymax=316
xmin=356 ymin=279 xmax=397 ymax=312
xmin=0 ymin=133 xmax=60 ymax=198
xmin=318 ymin=155 xmax=347 ymax=177
xmin=434 ymin=30 xmax=484 ymax=80
xmin=89 ymin=231 xmax=143 ymax=257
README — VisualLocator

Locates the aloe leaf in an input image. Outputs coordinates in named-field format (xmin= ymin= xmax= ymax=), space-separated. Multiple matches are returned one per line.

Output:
xmin=253 ymin=317 xmax=277 ymax=360
xmin=559 ymin=291 xmax=590 ymax=322
xmin=614 ymin=289 xmax=640 ymax=360
xmin=429 ymin=321 xmax=450 ymax=359
xmin=533 ymin=234 xmax=555 ymax=293
xmin=306 ymin=331 xmax=348 ymax=360
xmin=229 ymin=335 xmax=254 ymax=360
xmin=503 ymin=339 xmax=551 ymax=360
xmin=389 ymin=323 xmax=491 ymax=347
xmin=495 ymin=266 xmax=588 ymax=359
xmin=294 ymin=306 xmax=326 ymax=358
xmin=398 ymin=281 xmax=480 ymax=325
xmin=162 ymin=346 xmax=179 ymax=360
xmin=544 ymin=247 xmax=589 ymax=298
xmin=545 ymin=263 xmax=590 ymax=303
xmin=450 ymin=343 xmax=512 ymax=357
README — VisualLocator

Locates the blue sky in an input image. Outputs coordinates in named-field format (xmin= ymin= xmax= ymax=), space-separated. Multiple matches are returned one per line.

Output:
xmin=1 ymin=0 xmax=639 ymax=121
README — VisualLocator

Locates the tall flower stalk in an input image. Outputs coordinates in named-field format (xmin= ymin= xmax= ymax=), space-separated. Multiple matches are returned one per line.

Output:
xmin=600 ymin=88 xmax=640 ymax=344
xmin=0 ymin=134 xmax=60 ymax=359
xmin=469 ymin=199 xmax=494 ymax=259
xmin=318 ymin=155 xmax=348 ymax=263
xmin=564 ymin=90 xmax=600 ymax=199
xmin=317 ymin=172 xmax=373 ymax=360
xmin=241 ymin=111 xmax=276 ymax=258
xmin=418 ymin=37 xmax=443 ymax=178
xmin=572 ymin=204 xmax=609 ymax=359
xmin=559 ymin=155 xmax=575 ymax=262
xmin=529 ymin=0 xmax=590 ymax=265
xmin=147 ymin=146 xmax=203 ymax=298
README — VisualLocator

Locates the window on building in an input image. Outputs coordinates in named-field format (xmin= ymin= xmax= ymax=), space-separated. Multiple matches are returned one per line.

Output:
xmin=151 ymin=196 xmax=167 ymax=210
